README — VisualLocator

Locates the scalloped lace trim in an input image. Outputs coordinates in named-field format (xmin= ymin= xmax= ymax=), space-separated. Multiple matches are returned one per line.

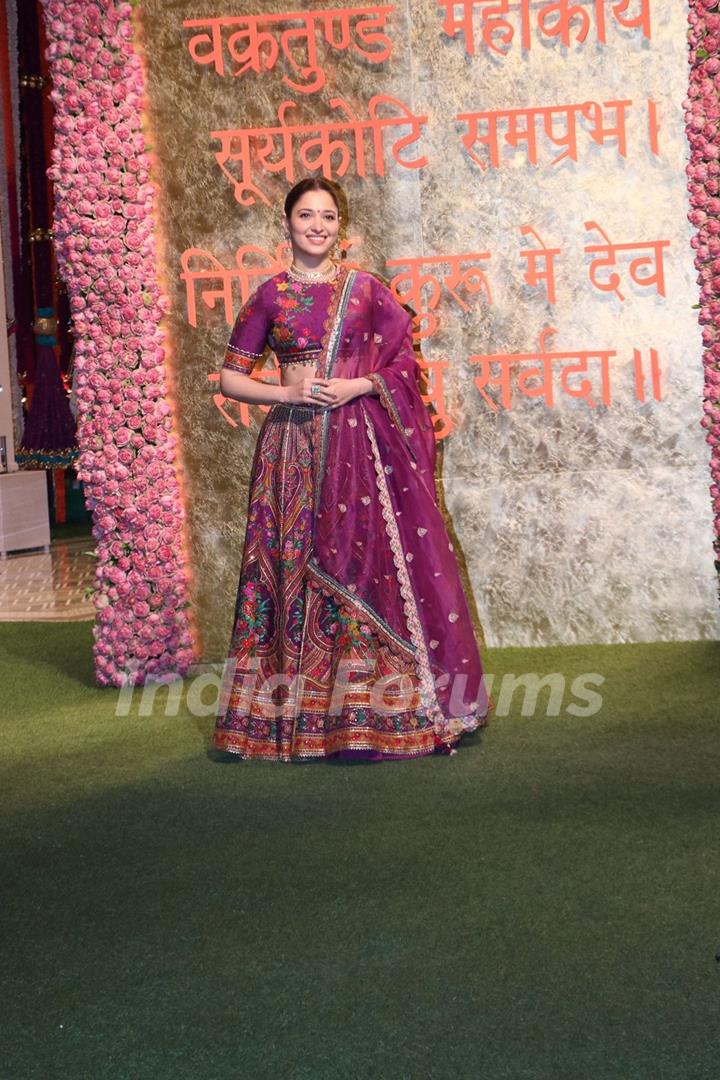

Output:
xmin=312 ymin=266 xmax=354 ymax=517
xmin=361 ymin=403 xmax=447 ymax=732
xmin=368 ymin=371 xmax=401 ymax=431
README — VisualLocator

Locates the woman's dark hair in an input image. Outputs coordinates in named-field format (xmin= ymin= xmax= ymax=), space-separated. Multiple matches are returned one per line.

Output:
xmin=283 ymin=178 xmax=346 ymax=222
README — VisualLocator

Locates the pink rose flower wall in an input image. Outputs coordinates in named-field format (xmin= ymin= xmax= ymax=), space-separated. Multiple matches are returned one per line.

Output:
xmin=687 ymin=0 xmax=720 ymax=575
xmin=38 ymin=0 xmax=719 ymax=686
xmin=41 ymin=0 xmax=194 ymax=687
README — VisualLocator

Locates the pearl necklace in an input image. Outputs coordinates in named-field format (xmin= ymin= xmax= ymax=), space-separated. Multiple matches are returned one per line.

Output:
xmin=287 ymin=259 xmax=339 ymax=283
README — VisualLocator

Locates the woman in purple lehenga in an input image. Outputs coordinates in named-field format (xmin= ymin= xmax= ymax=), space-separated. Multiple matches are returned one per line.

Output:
xmin=213 ymin=179 xmax=492 ymax=762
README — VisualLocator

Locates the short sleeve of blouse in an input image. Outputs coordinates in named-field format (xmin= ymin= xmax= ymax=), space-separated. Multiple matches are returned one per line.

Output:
xmin=223 ymin=288 xmax=270 ymax=375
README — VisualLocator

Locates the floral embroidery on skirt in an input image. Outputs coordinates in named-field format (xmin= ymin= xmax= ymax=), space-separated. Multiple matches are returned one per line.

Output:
xmin=213 ymin=403 xmax=445 ymax=761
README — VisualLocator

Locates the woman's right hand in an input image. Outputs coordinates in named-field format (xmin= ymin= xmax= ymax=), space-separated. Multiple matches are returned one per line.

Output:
xmin=283 ymin=378 xmax=338 ymax=408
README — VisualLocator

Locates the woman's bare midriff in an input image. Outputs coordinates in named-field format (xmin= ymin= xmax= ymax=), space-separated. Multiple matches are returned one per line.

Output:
xmin=280 ymin=364 xmax=318 ymax=387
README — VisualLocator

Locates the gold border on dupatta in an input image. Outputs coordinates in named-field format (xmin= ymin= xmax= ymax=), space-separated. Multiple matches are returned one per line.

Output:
xmin=361 ymin=404 xmax=447 ymax=734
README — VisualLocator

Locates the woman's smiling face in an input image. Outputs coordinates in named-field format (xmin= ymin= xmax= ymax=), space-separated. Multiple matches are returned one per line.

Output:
xmin=284 ymin=190 xmax=340 ymax=265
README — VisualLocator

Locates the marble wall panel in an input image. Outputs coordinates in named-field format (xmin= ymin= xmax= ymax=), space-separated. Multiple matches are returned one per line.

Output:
xmin=442 ymin=466 xmax=719 ymax=646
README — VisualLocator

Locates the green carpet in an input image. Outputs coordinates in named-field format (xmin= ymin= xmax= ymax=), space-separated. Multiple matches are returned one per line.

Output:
xmin=1 ymin=623 xmax=718 ymax=1079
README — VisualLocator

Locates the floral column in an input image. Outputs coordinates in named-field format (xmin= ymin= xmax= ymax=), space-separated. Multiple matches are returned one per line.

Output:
xmin=687 ymin=0 xmax=720 ymax=584
xmin=41 ymin=0 xmax=195 ymax=686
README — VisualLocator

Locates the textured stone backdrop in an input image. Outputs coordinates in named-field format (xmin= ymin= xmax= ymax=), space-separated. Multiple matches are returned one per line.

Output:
xmin=136 ymin=0 xmax=719 ymax=661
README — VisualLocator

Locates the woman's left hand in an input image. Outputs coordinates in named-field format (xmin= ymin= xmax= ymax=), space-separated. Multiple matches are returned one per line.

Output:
xmin=326 ymin=377 xmax=367 ymax=409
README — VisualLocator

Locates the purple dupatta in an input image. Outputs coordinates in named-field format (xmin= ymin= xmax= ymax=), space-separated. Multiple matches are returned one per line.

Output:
xmin=306 ymin=264 xmax=489 ymax=740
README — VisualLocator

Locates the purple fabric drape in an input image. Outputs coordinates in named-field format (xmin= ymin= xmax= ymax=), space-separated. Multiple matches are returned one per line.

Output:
xmin=307 ymin=266 xmax=489 ymax=740
xmin=20 ymin=342 xmax=76 ymax=452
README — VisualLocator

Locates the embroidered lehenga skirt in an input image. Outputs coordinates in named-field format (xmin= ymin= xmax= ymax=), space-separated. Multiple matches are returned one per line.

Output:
xmin=213 ymin=402 xmax=454 ymax=761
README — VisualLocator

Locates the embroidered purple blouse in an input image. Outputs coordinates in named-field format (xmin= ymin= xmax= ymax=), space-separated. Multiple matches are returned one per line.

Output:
xmin=223 ymin=273 xmax=341 ymax=374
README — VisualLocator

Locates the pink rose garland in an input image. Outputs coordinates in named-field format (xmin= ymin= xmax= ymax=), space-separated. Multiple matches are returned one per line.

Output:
xmin=41 ymin=0 xmax=195 ymax=686
xmin=687 ymin=0 xmax=720 ymax=577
